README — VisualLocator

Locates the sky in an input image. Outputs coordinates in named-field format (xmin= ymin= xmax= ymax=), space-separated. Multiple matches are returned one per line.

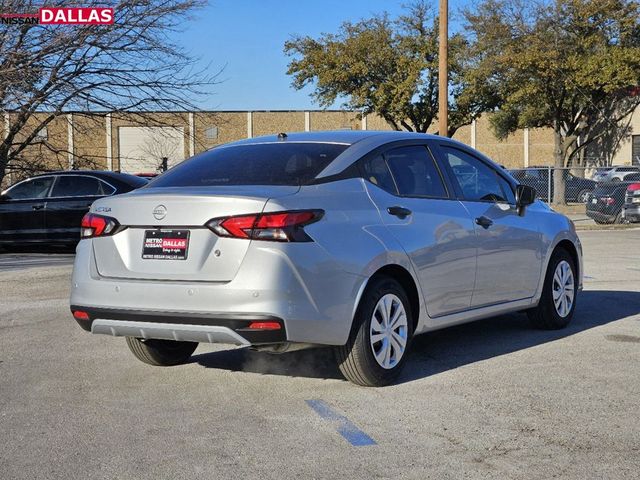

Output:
xmin=173 ymin=0 xmax=469 ymax=110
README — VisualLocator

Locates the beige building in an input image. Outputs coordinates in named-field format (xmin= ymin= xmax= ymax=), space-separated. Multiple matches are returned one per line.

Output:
xmin=4 ymin=108 xmax=639 ymax=187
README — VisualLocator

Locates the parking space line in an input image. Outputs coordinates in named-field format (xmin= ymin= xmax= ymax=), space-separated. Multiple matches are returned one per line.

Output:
xmin=306 ymin=399 xmax=377 ymax=447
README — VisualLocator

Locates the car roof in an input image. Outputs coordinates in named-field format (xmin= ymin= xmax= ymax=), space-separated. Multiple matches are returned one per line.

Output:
xmin=212 ymin=130 xmax=481 ymax=180
xmin=221 ymin=130 xmax=441 ymax=147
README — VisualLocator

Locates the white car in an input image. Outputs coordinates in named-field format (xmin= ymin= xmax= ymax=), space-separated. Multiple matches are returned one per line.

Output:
xmin=597 ymin=166 xmax=640 ymax=182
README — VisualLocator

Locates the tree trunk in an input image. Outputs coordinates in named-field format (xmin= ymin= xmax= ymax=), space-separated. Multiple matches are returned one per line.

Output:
xmin=553 ymin=127 xmax=566 ymax=205
xmin=0 ymin=144 xmax=9 ymax=188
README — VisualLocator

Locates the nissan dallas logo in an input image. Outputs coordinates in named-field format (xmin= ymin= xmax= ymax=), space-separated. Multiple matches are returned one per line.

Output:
xmin=153 ymin=205 xmax=167 ymax=220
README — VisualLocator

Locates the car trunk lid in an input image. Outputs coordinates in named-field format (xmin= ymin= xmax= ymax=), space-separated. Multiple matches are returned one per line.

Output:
xmin=90 ymin=186 xmax=298 ymax=282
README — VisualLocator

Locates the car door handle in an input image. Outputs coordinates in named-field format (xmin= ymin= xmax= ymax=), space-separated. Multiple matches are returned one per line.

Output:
xmin=32 ymin=204 xmax=45 ymax=211
xmin=387 ymin=206 xmax=412 ymax=219
xmin=475 ymin=216 xmax=493 ymax=229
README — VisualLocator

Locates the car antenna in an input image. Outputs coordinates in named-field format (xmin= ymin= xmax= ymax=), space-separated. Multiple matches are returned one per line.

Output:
xmin=277 ymin=132 xmax=287 ymax=141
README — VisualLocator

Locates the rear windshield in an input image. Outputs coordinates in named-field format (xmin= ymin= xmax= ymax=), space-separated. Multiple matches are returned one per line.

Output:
xmin=148 ymin=143 xmax=348 ymax=187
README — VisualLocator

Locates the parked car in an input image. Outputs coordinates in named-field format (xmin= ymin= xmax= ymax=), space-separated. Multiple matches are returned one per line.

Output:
xmin=585 ymin=173 xmax=640 ymax=224
xmin=509 ymin=168 xmax=596 ymax=203
xmin=597 ymin=165 xmax=640 ymax=182
xmin=592 ymin=166 xmax=617 ymax=182
xmin=0 ymin=171 xmax=148 ymax=248
xmin=621 ymin=182 xmax=640 ymax=223
xmin=70 ymin=131 xmax=582 ymax=387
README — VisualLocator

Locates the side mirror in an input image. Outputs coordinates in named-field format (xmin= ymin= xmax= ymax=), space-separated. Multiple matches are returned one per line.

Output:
xmin=516 ymin=184 xmax=536 ymax=215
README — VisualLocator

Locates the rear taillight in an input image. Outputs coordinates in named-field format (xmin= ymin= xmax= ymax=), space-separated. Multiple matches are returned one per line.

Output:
xmin=602 ymin=196 xmax=615 ymax=206
xmin=206 ymin=210 xmax=323 ymax=242
xmin=627 ymin=183 xmax=640 ymax=193
xmin=247 ymin=321 xmax=282 ymax=330
xmin=81 ymin=213 xmax=120 ymax=238
xmin=72 ymin=310 xmax=90 ymax=321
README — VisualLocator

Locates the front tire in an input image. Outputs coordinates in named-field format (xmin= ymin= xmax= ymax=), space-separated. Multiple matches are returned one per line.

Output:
xmin=125 ymin=337 xmax=198 ymax=366
xmin=527 ymin=249 xmax=577 ymax=330
xmin=335 ymin=276 xmax=414 ymax=387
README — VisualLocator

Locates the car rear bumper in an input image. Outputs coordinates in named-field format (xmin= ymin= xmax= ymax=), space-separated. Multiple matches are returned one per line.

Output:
xmin=622 ymin=204 xmax=640 ymax=222
xmin=71 ymin=306 xmax=286 ymax=344
xmin=585 ymin=209 xmax=617 ymax=223
xmin=70 ymin=238 xmax=366 ymax=346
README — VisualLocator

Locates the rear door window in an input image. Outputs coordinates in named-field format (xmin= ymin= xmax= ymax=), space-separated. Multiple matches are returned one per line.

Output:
xmin=51 ymin=176 xmax=114 ymax=197
xmin=384 ymin=146 xmax=448 ymax=198
xmin=149 ymin=143 xmax=348 ymax=187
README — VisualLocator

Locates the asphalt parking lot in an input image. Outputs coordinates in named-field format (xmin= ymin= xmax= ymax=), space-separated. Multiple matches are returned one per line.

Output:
xmin=1 ymin=229 xmax=639 ymax=480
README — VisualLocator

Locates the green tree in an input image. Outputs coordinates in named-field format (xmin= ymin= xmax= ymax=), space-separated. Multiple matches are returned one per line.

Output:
xmin=284 ymin=2 xmax=495 ymax=136
xmin=465 ymin=0 xmax=640 ymax=204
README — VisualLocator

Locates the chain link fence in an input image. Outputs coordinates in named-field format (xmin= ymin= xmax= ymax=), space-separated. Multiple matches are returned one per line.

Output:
xmin=508 ymin=166 xmax=640 ymax=204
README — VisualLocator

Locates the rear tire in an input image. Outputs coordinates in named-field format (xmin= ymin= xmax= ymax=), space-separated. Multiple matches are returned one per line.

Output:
xmin=577 ymin=189 xmax=590 ymax=203
xmin=335 ymin=276 xmax=414 ymax=387
xmin=613 ymin=212 xmax=624 ymax=224
xmin=527 ymin=249 xmax=577 ymax=330
xmin=125 ymin=337 xmax=198 ymax=366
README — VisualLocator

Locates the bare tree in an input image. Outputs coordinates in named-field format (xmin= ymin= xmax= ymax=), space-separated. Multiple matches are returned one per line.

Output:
xmin=0 ymin=0 xmax=219 ymax=185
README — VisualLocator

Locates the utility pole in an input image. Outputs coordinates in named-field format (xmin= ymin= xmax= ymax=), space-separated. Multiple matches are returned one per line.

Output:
xmin=438 ymin=0 xmax=448 ymax=137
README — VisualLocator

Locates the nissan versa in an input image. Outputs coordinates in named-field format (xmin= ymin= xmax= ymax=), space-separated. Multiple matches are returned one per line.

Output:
xmin=70 ymin=131 xmax=582 ymax=386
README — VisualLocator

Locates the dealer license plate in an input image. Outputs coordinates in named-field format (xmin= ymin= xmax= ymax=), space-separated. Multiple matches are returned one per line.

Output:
xmin=142 ymin=230 xmax=190 ymax=260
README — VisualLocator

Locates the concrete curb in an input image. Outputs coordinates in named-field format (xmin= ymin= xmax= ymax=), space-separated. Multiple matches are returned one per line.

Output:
xmin=574 ymin=224 xmax=640 ymax=231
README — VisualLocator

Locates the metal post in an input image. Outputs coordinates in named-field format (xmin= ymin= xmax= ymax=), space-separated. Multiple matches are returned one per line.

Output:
xmin=438 ymin=0 xmax=448 ymax=137
xmin=67 ymin=113 xmax=74 ymax=169
xmin=105 ymin=113 xmax=112 ymax=171
xmin=524 ymin=128 xmax=530 ymax=168
xmin=547 ymin=165 xmax=552 ymax=203
xmin=188 ymin=112 xmax=195 ymax=157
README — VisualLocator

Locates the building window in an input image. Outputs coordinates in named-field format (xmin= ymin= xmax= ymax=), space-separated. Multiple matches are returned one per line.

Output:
xmin=35 ymin=127 xmax=48 ymax=141
xmin=633 ymin=135 xmax=640 ymax=166
xmin=205 ymin=126 xmax=218 ymax=140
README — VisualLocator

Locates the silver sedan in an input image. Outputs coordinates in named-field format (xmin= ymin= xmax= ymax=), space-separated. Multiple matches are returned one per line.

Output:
xmin=70 ymin=131 xmax=582 ymax=386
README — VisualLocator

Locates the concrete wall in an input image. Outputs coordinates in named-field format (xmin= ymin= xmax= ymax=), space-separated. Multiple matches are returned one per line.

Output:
xmin=73 ymin=114 xmax=108 ymax=170
xmin=253 ymin=111 xmax=305 ymax=136
xmin=310 ymin=111 xmax=362 ymax=131
xmin=611 ymin=108 xmax=640 ymax=166
xmin=5 ymin=109 xmax=637 ymax=187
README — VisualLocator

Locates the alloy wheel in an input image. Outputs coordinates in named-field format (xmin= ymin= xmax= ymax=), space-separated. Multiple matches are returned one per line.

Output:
xmin=552 ymin=260 xmax=575 ymax=318
xmin=369 ymin=293 xmax=408 ymax=369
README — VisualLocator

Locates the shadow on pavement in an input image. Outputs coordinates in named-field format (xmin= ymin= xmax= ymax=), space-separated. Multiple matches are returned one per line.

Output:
xmin=191 ymin=289 xmax=640 ymax=383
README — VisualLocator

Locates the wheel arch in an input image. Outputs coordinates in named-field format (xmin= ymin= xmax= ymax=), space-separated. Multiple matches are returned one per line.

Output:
xmin=357 ymin=264 xmax=422 ymax=333
xmin=534 ymin=235 xmax=582 ymax=303
xmin=554 ymin=239 xmax=580 ymax=280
